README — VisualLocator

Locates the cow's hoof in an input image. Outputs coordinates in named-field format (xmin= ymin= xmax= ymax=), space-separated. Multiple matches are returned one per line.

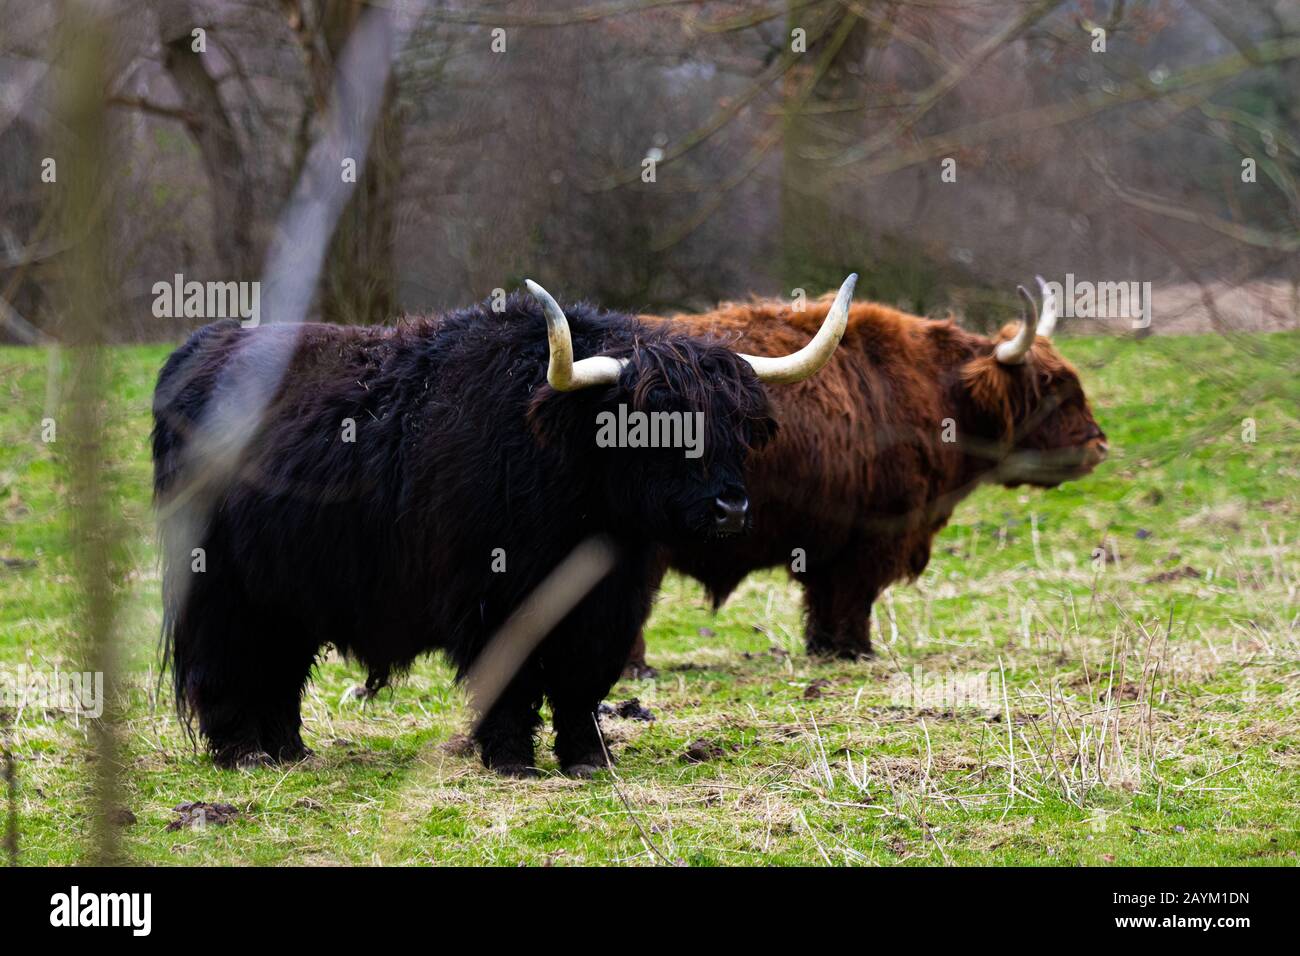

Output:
xmin=492 ymin=764 xmax=539 ymax=779
xmin=807 ymin=643 xmax=872 ymax=662
xmin=231 ymin=744 xmax=314 ymax=769
xmin=561 ymin=749 xmax=610 ymax=777
xmin=622 ymin=660 xmax=658 ymax=680
xmin=231 ymin=750 xmax=273 ymax=770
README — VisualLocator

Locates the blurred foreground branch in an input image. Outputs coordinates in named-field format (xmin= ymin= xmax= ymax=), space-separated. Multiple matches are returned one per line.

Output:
xmin=2 ymin=722 xmax=15 ymax=865
xmin=56 ymin=2 xmax=128 ymax=866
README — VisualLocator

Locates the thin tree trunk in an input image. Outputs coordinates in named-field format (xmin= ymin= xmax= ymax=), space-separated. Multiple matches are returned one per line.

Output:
xmin=156 ymin=2 xmax=256 ymax=281
xmin=779 ymin=4 xmax=870 ymax=292
xmin=321 ymin=72 xmax=400 ymax=324
xmin=315 ymin=0 xmax=401 ymax=324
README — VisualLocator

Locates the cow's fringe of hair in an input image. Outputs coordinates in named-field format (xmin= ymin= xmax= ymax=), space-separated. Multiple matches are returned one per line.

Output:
xmin=621 ymin=333 xmax=776 ymax=454
xmin=960 ymin=325 xmax=1077 ymax=443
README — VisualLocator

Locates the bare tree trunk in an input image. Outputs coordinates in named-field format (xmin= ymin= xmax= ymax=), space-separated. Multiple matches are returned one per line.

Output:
xmin=321 ymin=72 xmax=400 ymax=324
xmin=779 ymin=4 xmax=871 ymax=293
xmin=321 ymin=0 xmax=397 ymax=325
xmin=308 ymin=0 xmax=401 ymax=324
xmin=156 ymin=2 xmax=256 ymax=280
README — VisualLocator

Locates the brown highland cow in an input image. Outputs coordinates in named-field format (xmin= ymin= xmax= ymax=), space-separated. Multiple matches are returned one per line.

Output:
xmin=627 ymin=280 xmax=1107 ymax=673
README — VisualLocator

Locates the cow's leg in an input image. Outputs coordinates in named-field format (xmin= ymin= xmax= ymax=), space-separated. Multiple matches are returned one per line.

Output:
xmin=801 ymin=564 xmax=878 ymax=660
xmin=548 ymin=557 xmax=649 ymax=776
xmin=228 ymin=663 xmax=314 ymax=766
xmin=622 ymin=548 xmax=670 ymax=678
xmin=549 ymin=697 xmax=608 ymax=777
xmin=473 ymin=666 xmax=544 ymax=778
xmin=548 ymin=634 xmax=634 ymax=776
xmin=174 ymin=572 xmax=317 ymax=767
xmin=622 ymin=629 xmax=656 ymax=679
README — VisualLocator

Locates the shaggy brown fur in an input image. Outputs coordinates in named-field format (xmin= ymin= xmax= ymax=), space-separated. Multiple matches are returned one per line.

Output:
xmin=627 ymin=293 xmax=1107 ymax=667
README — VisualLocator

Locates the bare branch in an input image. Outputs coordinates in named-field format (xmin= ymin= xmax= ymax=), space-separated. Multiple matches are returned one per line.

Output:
xmin=105 ymin=93 xmax=202 ymax=126
xmin=838 ymin=36 xmax=1300 ymax=177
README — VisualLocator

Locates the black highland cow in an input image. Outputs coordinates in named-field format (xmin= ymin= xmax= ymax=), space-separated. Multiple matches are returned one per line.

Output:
xmin=153 ymin=277 xmax=856 ymax=776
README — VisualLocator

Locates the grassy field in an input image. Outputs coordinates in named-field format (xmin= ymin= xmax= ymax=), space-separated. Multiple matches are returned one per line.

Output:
xmin=1 ymin=331 xmax=1297 ymax=866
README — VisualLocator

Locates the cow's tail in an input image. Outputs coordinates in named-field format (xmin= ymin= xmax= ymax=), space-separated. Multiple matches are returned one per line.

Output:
xmin=151 ymin=320 xmax=240 ymax=737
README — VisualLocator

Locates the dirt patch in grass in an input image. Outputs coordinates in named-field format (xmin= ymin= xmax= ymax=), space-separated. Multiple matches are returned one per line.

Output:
xmin=167 ymin=801 xmax=242 ymax=830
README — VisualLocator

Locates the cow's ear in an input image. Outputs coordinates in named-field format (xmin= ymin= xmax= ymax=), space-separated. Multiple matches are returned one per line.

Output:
xmin=959 ymin=352 xmax=1019 ymax=441
xmin=750 ymin=413 xmax=779 ymax=450
xmin=526 ymin=385 xmax=603 ymax=452
xmin=525 ymin=386 xmax=567 ymax=450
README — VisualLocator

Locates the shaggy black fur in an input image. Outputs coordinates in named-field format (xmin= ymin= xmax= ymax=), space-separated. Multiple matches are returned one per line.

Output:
xmin=152 ymin=294 xmax=775 ymax=775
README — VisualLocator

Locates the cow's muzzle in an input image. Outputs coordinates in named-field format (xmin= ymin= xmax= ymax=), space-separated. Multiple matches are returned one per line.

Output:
xmin=713 ymin=496 xmax=749 ymax=534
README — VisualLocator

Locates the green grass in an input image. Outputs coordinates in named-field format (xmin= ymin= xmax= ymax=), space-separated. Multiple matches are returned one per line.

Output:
xmin=1 ymin=332 xmax=1297 ymax=866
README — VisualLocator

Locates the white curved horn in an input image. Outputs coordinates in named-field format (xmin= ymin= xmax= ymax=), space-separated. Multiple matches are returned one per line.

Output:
xmin=524 ymin=279 xmax=625 ymax=391
xmin=994 ymin=284 xmax=1040 ymax=365
xmin=1034 ymin=275 xmax=1057 ymax=337
xmin=740 ymin=273 xmax=857 ymax=384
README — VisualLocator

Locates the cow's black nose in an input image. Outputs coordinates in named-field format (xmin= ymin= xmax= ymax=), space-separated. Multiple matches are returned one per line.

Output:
xmin=714 ymin=497 xmax=749 ymax=532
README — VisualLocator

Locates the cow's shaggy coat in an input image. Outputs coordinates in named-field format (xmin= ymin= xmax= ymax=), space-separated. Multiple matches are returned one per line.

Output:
xmin=629 ymin=294 xmax=1107 ymax=665
xmin=153 ymin=296 xmax=776 ymax=774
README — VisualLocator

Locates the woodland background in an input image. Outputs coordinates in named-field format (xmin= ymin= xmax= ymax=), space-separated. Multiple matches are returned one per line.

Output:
xmin=2 ymin=0 xmax=1298 ymax=342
